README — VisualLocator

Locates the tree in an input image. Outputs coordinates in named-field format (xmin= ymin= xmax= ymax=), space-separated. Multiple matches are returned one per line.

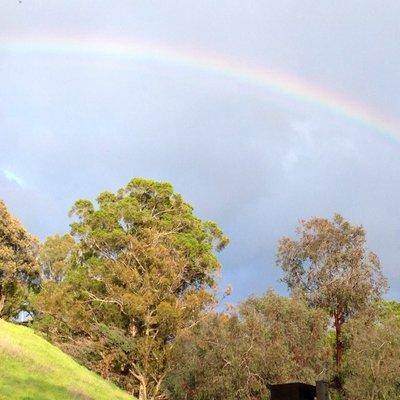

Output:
xmin=239 ymin=291 xmax=333 ymax=384
xmin=276 ymin=214 xmax=387 ymax=387
xmin=34 ymin=178 xmax=228 ymax=400
xmin=343 ymin=306 xmax=400 ymax=400
xmin=0 ymin=199 xmax=38 ymax=319
xmin=165 ymin=291 xmax=332 ymax=400
xmin=166 ymin=313 xmax=257 ymax=400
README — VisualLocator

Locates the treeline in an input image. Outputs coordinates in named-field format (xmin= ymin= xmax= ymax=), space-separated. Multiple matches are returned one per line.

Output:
xmin=0 ymin=178 xmax=399 ymax=400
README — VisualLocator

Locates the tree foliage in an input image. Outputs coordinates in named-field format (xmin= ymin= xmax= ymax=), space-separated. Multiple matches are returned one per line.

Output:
xmin=276 ymin=214 xmax=387 ymax=384
xmin=34 ymin=178 xmax=228 ymax=400
xmin=22 ymin=198 xmax=398 ymax=400
xmin=39 ymin=234 xmax=76 ymax=283
xmin=165 ymin=291 xmax=332 ymax=400
xmin=0 ymin=199 xmax=38 ymax=319
xmin=343 ymin=305 xmax=400 ymax=400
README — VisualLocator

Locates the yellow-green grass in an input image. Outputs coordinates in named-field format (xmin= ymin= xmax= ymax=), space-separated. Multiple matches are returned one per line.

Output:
xmin=0 ymin=319 xmax=134 ymax=400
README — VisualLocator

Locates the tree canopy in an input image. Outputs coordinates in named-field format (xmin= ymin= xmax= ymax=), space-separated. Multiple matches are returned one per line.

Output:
xmin=0 ymin=199 xmax=38 ymax=319
xmin=343 ymin=306 xmax=400 ymax=400
xmin=34 ymin=178 xmax=228 ymax=400
xmin=166 ymin=291 xmax=332 ymax=400
xmin=0 ymin=187 xmax=395 ymax=400
xmin=277 ymin=214 xmax=387 ymax=387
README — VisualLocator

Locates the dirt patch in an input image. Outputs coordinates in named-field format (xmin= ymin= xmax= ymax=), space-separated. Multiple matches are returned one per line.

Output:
xmin=0 ymin=336 xmax=53 ymax=374
xmin=0 ymin=336 xmax=26 ymax=359
xmin=68 ymin=387 xmax=95 ymax=400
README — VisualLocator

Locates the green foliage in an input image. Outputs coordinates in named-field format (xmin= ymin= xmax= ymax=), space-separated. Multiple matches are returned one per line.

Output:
xmin=6 ymin=189 xmax=394 ymax=400
xmin=0 ymin=200 xmax=38 ymax=319
xmin=343 ymin=307 xmax=400 ymax=399
xmin=0 ymin=318 xmax=133 ymax=400
xmin=381 ymin=299 xmax=400 ymax=320
xmin=34 ymin=178 xmax=228 ymax=400
xmin=165 ymin=291 xmax=332 ymax=400
xmin=39 ymin=234 xmax=76 ymax=283
xmin=277 ymin=214 xmax=387 ymax=389
xmin=277 ymin=214 xmax=387 ymax=318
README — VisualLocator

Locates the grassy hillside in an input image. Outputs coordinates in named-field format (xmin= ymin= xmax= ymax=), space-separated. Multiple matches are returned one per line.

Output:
xmin=0 ymin=319 xmax=134 ymax=400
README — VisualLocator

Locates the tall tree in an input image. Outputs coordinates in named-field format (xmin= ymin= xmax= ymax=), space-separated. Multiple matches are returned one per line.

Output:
xmin=0 ymin=199 xmax=38 ymax=319
xmin=34 ymin=178 xmax=228 ymax=400
xmin=277 ymin=214 xmax=387 ymax=387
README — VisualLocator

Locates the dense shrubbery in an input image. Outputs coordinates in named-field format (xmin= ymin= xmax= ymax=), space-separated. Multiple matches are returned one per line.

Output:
xmin=1 ymin=179 xmax=399 ymax=400
xmin=343 ymin=307 xmax=400 ymax=399
xmin=165 ymin=291 xmax=332 ymax=400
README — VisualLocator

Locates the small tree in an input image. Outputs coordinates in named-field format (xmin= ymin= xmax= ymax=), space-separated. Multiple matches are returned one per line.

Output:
xmin=0 ymin=199 xmax=38 ymax=319
xmin=35 ymin=178 xmax=228 ymax=400
xmin=277 ymin=214 xmax=387 ymax=387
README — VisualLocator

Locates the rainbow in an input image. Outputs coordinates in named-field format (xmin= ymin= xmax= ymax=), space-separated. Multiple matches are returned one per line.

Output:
xmin=1 ymin=35 xmax=399 ymax=141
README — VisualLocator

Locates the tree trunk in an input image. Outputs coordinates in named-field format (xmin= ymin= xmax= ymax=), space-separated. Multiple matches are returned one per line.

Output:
xmin=150 ymin=374 xmax=166 ymax=400
xmin=132 ymin=371 xmax=165 ymax=400
xmin=334 ymin=311 xmax=344 ymax=392
xmin=138 ymin=381 xmax=147 ymax=400
xmin=0 ymin=286 xmax=5 ymax=316
xmin=138 ymin=373 xmax=148 ymax=400
xmin=136 ymin=372 xmax=149 ymax=400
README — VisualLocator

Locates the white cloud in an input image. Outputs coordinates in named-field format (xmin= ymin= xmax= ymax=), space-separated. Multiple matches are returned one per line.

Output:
xmin=3 ymin=169 xmax=26 ymax=188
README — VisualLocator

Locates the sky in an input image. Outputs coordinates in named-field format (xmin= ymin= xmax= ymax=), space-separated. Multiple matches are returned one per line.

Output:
xmin=1 ymin=1 xmax=400 ymax=304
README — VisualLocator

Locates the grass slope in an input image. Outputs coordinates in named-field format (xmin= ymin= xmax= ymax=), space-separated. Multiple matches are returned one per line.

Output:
xmin=0 ymin=319 xmax=134 ymax=400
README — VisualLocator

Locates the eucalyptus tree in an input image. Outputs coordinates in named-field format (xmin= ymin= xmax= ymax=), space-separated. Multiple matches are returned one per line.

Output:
xmin=277 ymin=214 xmax=387 ymax=386
xmin=35 ymin=178 xmax=228 ymax=400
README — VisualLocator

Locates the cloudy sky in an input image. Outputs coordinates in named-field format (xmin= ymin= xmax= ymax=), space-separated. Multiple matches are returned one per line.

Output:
xmin=1 ymin=1 xmax=400 ymax=304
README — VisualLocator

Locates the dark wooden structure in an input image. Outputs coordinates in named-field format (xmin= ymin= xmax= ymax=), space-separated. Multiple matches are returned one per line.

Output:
xmin=270 ymin=383 xmax=316 ymax=400
xmin=269 ymin=381 xmax=329 ymax=400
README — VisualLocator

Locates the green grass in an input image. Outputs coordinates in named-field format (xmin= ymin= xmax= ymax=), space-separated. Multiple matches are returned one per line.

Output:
xmin=0 ymin=319 xmax=134 ymax=400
